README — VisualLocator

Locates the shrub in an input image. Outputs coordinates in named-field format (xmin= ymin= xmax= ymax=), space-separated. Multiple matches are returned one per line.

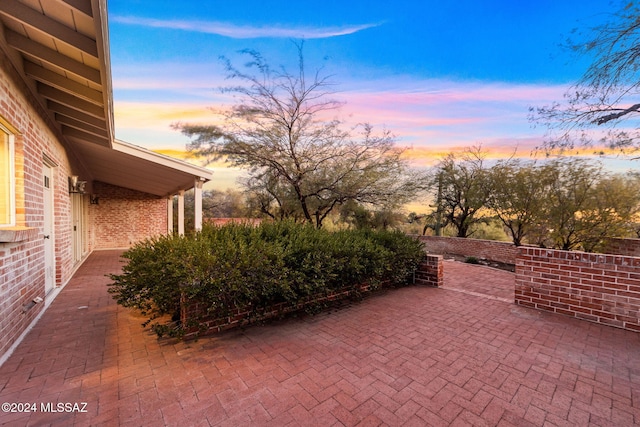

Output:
xmin=108 ymin=221 xmax=425 ymax=338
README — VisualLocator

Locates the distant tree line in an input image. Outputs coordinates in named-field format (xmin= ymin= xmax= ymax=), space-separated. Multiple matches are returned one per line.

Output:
xmin=172 ymin=188 xmax=253 ymax=231
xmin=424 ymin=146 xmax=640 ymax=252
xmin=173 ymin=37 xmax=640 ymax=250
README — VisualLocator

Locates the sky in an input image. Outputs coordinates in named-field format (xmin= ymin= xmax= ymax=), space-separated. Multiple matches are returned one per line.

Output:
xmin=106 ymin=0 xmax=636 ymax=189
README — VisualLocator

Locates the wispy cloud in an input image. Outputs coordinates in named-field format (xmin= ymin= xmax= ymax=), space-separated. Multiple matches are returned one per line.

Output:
xmin=111 ymin=15 xmax=381 ymax=39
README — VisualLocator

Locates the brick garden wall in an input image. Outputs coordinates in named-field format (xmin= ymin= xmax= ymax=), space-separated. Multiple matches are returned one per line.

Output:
xmin=0 ymin=50 xmax=76 ymax=360
xmin=181 ymin=255 xmax=444 ymax=339
xmin=414 ymin=254 xmax=443 ymax=287
xmin=90 ymin=181 xmax=168 ymax=249
xmin=515 ymin=247 xmax=640 ymax=332
xmin=601 ymin=238 xmax=640 ymax=257
xmin=417 ymin=235 xmax=518 ymax=265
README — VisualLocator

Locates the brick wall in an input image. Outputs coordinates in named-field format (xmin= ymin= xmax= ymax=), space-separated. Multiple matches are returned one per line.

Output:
xmin=414 ymin=254 xmax=443 ymax=287
xmin=417 ymin=236 xmax=518 ymax=265
xmin=601 ymin=238 xmax=640 ymax=257
xmin=515 ymin=247 xmax=640 ymax=332
xmin=180 ymin=255 xmax=441 ymax=339
xmin=0 ymin=49 xmax=75 ymax=360
xmin=90 ymin=181 xmax=168 ymax=249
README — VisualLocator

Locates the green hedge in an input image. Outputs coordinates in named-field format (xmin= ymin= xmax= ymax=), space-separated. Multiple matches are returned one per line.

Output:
xmin=108 ymin=221 xmax=425 ymax=338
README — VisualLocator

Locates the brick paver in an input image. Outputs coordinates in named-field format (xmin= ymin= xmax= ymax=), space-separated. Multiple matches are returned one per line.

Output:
xmin=1 ymin=250 xmax=639 ymax=426
xmin=441 ymin=259 xmax=514 ymax=303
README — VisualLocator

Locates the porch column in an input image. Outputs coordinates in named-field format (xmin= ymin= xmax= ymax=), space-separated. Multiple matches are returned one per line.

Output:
xmin=194 ymin=178 xmax=204 ymax=231
xmin=178 ymin=190 xmax=185 ymax=235
xmin=167 ymin=195 xmax=174 ymax=234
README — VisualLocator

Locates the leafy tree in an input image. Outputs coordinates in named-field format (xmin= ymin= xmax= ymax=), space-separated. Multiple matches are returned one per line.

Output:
xmin=486 ymin=160 xmax=550 ymax=246
xmin=433 ymin=146 xmax=490 ymax=238
xmin=583 ymin=173 xmax=640 ymax=250
xmin=532 ymin=1 xmax=640 ymax=153
xmin=533 ymin=158 xmax=640 ymax=251
xmin=243 ymin=170 xmax=306 ymax=222
xmin=176 ymin=44 xmax=415 ymax=228
xmin=541 ymin=159 xmax=604 ymax=250
xmin=338 ymin=200 xmax=405 ymax=230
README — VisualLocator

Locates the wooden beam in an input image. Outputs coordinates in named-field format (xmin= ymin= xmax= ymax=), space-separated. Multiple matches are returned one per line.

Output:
xmin=0 ymin=0 xmax=98 ymax=58
xmin=5 ymin=29 xmax=101 ymax=84
xmin=61 ymin=125 xmax=110 ymax=146
xmin=37 ymin=83 xmax=104 ymax=118
xmin=24 ymin=61 xmax=103 ymax=105
xmin=60 ymin=0 xmax=93 ymax=18
xmin=49 ymin=101 xmax=106 ymax=128
xmin=55 ymin=115 xmax=108 ymax=138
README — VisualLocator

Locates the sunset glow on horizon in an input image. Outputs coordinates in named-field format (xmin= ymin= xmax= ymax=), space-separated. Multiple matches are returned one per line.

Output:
xmin=108 ymin=0 xmax=638 ymax=193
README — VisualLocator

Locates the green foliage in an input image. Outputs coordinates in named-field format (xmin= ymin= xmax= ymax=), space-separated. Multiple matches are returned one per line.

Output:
xmin=465 ymin=256 xmax=480 ymax=264
xmin=486 ymin=160 xmax=550 ymax=246
xmin=108 ymin=221 xmax=425 ymax=338
xmin=433 ymin=145 xmax=491 ymax=238
xmin=467 ymin=219 xmax=511 ymax=242
xmin=428 ymin=146 xmax=640 ymax=251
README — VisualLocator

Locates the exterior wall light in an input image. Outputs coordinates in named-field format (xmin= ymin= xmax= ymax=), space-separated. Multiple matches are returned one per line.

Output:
xmin=68 ymin=175 xmax=87 ymax=194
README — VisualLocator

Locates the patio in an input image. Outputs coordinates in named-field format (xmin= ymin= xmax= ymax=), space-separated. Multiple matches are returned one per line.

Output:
xmin=0 ymin=251 xmax=639 ymax=426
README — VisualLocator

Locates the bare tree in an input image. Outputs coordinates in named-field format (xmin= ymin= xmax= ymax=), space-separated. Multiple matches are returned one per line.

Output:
xmin=176 ymin=44 xmax=415 ymax=228
xmin=531 ymin=1 xmax=640 ymax=153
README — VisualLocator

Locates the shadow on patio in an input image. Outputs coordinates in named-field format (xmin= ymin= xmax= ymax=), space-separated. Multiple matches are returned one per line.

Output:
xmin=1 ymin=250 xmax=639 ymax=426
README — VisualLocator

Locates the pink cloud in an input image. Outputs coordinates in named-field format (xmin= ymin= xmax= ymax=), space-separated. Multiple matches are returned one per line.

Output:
xmin=113 ymin=69 xmax=572 ymax=163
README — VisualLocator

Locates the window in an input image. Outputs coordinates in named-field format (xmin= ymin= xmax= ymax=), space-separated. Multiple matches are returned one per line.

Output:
xmin=0 ymin=122 xmax=15 ymax=226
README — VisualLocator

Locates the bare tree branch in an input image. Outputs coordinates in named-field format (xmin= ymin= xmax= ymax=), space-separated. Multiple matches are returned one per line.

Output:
xmin=175 ymin=43 xmax=414 ymax=228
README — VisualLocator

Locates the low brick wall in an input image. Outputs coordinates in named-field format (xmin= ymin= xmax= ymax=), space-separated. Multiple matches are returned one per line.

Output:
xmin=415 ymin=254 xmax=443 ymax=287
xmin=181 ymin=283 xmax=378 ymax=339
xmin=417 ymin=236 xmax=517 ymax=265
xmin=515 ymin=247 xmax=640 ymax=332
xmin=180 ymin=256 xmax=443 ymax=338
xmin=601 ymin=238 xmax=640 ymax=257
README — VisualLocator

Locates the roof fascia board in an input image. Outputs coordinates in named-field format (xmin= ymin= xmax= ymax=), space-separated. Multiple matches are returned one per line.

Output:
xmin=113 ymin=139 xmax=213 ymax=181
xmin=91 ymin=0 xmax=114 ymax=148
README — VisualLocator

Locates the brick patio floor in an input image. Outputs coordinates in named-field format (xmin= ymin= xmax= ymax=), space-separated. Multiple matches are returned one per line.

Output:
xmin=1 ymin=250 xmax=639 ymax=426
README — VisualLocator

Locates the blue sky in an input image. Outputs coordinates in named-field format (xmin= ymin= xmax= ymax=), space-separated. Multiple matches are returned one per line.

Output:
xmin=107 ymin=0 xmax=631 ymax=186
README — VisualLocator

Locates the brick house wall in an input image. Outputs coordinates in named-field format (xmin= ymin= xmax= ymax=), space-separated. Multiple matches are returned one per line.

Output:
xmin=600 ymin=238 xmax=640 ymax=257
xmin=417 ymin=235 xmax=518 ymax=265
xmin=0 ymin=51 xmax=76 ymax=359
xmin=90 ymin=181 xmax=168 ymax=249
xmin=515 ymin=247 xmax=640 ymax=332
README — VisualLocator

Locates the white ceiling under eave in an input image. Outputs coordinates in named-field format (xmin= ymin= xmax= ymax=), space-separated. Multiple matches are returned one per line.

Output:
xmin=0 ymin=0 xmax=212 ymax=195
xmin=75 ymin=139 xmax=213 ymax=197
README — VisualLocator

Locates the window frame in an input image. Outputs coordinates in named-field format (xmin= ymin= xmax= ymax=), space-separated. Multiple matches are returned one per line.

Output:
xmin=0 ymin=121 xmax=15 ymax=227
